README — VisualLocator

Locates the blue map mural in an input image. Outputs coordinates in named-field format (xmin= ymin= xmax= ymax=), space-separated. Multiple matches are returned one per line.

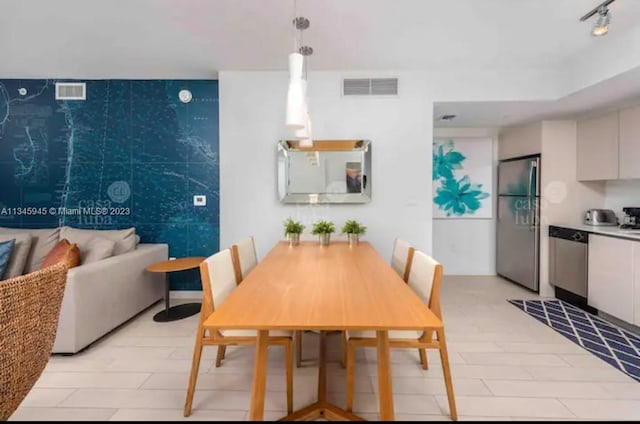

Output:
xmin=0 ymin=80 xmax=219 ymax=290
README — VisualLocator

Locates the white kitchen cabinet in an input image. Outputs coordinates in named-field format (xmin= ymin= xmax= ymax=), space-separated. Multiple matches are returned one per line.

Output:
xmin=576 ymin=112 xmax=619 ymax=181
xmin=588 ymin=234 xmax=635 ymax=323
xmin=619 ymin=105 xmax=640 ymax=180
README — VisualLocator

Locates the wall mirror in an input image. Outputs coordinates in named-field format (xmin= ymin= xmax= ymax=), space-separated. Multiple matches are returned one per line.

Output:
xmin=277 ymin=140 xmax=372 ymax=204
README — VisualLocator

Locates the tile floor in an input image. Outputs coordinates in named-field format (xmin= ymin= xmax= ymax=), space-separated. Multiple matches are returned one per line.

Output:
xmin=10 ymin=276 xmax=640 ymax=421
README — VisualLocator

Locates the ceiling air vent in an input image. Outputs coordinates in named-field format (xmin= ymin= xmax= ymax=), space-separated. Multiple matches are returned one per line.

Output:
xmin=55 ymin=82 xmax=86 ymax=100
xmin=343 ymin=78 xmax=398 ymax=96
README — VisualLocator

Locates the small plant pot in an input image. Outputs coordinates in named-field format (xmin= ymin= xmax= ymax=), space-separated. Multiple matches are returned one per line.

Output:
xmin=318 ymin=233 xmax=331 ymax=247
xmin=288 ymin=233 xmax=300 ymax=247
xmin=347 ymin=233 xmax=359 ymax=247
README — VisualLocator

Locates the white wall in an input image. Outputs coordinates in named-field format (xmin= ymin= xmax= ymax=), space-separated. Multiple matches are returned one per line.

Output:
xmin=220 ymin=71 xmax=433 ymax=261
xmin=604 ymin=180 xmax=640 ymax=220
xmin=433 ymin=128 xmax=499 ymax=275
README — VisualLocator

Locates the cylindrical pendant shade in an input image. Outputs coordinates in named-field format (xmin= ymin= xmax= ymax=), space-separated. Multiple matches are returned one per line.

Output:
xmin=285 ymin=53 xmax=306 ymax=129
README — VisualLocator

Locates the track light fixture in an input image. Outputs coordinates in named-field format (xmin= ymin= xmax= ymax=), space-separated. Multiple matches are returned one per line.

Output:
xmin=580 ymin=0 xmax=615 ymax=37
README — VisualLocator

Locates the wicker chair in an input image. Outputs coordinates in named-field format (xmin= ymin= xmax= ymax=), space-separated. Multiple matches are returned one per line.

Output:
xmin=0 ymin=263 xmax=68 ymax=420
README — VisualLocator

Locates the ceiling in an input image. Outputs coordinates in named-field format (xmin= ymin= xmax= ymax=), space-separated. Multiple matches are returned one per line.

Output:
xmin=434 ymin=66 xmax=640 ymax=128
xmin=1 ymin=0 xmax=639 ymax=78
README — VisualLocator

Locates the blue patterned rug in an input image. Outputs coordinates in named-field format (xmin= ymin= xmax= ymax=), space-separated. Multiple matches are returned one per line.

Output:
xmin=509 ymin=299 xmax=640 ymax=382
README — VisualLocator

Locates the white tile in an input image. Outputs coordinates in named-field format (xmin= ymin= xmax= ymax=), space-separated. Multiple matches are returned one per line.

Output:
xmin=60 ymin=389 xmax=250 ymax=411
xmin=365 ymin=361 xmax=425 ymax=377
xmin=103 ymin=336 xmax=194 ymax=347
xmin=447 ymin=342 xmax=505 ymax=353
xmin=484 ymin=380 xmax=614 ymax=399
xmin=35 ymin=372 xmax=151 ymax=389
xmin=599 ymin=382 xmax=640 ymax=399
xmin=9 ymin=407 xmax=116 ymax=421
xmin=20 ymin=388 xmax=76 ymax=407
xmin=79 ymin=346 xmax=178 ymax=360
xmin=558 ymin=354 xmax=611 ymax=368
xmin=459 ymin=352 xmax=569 ymax=367
xmin=433 ymin=365 xmax=533 ymax=380
xmin=370 ymin=377 xmax=490 ymax=396
xmin=107 ymin=358 xmax=205 ymax=373
xmin=526 ymin=366 xmax=635 ymax=382
xmin=495 ymin=342 xmax=585 ymax=354
xmin=436 ymin=396 xmax=575 ymax=418
xmin=326 ymin=392 xmax=442 ymax=415
xmin=109 ymin=408 xmax=246 ymax=421
xmin=45 ymin=357 xmax=114 ymax=372
xmin=560 ymin=399 xmax=640 ymax=420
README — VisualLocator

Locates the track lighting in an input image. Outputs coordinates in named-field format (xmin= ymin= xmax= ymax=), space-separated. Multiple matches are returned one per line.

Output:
xmin=592 ymin=6 xmax=610 ymax=37
xmin=580 ymin=0 xmax=615 ymax=37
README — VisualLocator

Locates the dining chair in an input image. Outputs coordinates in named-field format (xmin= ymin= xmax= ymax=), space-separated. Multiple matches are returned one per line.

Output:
xmin=1 ymin=263 xmax=68 ymax=420
xmin=184 ymin=249 xmax=294 ymax=417
xmin=344 ymin=250 xmax=457 ymax=420
xmin=231 ymin=236 xmax=258 ymax=285
xmin=390 ymin=237 xmax=415 ymax=282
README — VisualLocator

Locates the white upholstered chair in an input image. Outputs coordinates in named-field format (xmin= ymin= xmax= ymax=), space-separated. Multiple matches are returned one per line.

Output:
xmin=390 ymin=237 xmax=415 ymax=282
xmin=231 ymin=236 xmax=258 ymax=285
xmin=184 ymin=249 xmax=293 ymax=417
xmin=344 ymin=250 xmax=457 ymax=420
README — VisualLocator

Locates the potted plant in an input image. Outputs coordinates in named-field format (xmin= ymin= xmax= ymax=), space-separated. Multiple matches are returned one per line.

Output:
xmin=342 ymin=220 xmax=367 ymax=247
xmin=311 ymin=220 xmax=336 ymax=247
xmin=283 ymin=218 xmax=305 ymax=247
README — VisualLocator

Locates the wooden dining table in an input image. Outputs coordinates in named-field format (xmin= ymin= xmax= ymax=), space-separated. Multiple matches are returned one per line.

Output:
xmin=203 ymin=241 xmax=452 ymax=421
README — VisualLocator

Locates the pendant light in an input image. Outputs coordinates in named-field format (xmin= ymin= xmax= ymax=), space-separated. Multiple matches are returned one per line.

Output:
xmin=285 ymin=52 xmax=305 ymax=129
xmin=285 ymin=7 xmax=314 ymax=145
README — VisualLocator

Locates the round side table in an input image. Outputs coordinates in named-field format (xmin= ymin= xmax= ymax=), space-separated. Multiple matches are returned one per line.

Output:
xmin=146 ymin=257 xmax=205 ymax=322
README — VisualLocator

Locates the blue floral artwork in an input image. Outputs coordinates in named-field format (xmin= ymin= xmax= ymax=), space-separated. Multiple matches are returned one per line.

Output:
xmin=433 ymin=139 xmax=492 ymax=218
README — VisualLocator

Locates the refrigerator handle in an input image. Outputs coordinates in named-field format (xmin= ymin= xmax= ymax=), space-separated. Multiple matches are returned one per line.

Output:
xmin=528 ymin=161 xmax=536 ymax=231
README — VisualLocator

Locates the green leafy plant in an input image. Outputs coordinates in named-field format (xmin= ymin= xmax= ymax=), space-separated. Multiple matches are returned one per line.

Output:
xmin=283 ymin=218 xmax=305 ymax=235
xmin=342 ymin=220 xmax=367 ymax=235
xmin=311 ymin=220 xmax=336 ymax=235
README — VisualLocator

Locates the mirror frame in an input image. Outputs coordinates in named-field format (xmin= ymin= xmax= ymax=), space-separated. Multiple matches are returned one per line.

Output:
xmin=277 ymin=139 xmax=372 ymax=204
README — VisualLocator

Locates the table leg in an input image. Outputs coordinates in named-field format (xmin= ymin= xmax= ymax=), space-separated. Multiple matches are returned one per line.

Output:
xmin=376 ymin=330 xmax=394 ymax=420
xmin=437 ymin=328 xmax=458 ymax=421
xmin=249 ymin=330 xmax=270 ymax=421
xmin=318 ymin=331 xmax=327 ymax=404
xmin=164 ymin=273 xmax=170 ymax=314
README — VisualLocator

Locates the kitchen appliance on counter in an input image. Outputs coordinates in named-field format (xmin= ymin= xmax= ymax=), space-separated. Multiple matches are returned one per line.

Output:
xmin=497 ymin=154 xmax=540 ymax=292
xmin=620 ymin=207 xmax=640 ymax=229
xmin=583 ymin=209 xmax=618 ymax=226
xmin=549 ymin=226 xmax=595 ymax=313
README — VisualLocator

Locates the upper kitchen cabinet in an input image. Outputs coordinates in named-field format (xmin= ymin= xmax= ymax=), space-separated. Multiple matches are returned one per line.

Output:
xmin=619 ymin=105 xmax=640 ymax=180
xmin=576 ymin=111 xmax=619 ymax=181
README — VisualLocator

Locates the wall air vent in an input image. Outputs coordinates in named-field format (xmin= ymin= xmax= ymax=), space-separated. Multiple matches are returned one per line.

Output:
xmin=55 ymin=82 xmax=86 ymax=100
xmin=343 ymin=78 xmax=398 ymax=96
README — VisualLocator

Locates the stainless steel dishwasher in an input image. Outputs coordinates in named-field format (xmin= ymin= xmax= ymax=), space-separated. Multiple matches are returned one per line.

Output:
xmin=549 ymin=226 xmax=592 ymax=311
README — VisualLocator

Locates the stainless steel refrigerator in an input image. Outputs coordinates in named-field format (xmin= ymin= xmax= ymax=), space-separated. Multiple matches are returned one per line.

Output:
xmin=497 ymin=154 xmax=540 ymax=292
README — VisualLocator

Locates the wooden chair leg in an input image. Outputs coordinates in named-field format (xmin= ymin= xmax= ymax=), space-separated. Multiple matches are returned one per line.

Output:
xmin=341 ymin=331 xmax=348 ymax=368
xmin=215 ymin=345 xmax=226 ymax=368
xmin=345 ymin=341 xmax=356 ymax=413
xmin=285 ymin=341 xmax=294 ymax=414
xmin=295 ymin=330 xmax=302 ymax=368
xmin=437 ymin=328 xmax=457 ymax=421
xmin=184 ymin=336 xmax=204 ymax=417
xmin=419 ymin=348 xmax=428 ymax=370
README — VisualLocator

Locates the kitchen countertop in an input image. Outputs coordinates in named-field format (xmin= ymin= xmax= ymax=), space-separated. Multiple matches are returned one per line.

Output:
xmin=550 ymin=223 xmax=640 ymax=242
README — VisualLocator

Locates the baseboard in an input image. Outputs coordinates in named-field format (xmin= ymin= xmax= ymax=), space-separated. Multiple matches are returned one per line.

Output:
xmin=170 ymin=290 xmax=202 ymax=300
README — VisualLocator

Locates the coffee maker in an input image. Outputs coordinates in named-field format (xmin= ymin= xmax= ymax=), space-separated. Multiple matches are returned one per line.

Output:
xmin=621 ymin=207 xmax=640 ymax=229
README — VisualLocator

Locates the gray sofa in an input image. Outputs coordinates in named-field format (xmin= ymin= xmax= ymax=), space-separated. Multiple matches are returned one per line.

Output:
xmin=0 ymin=227 xmax=167 ymax=354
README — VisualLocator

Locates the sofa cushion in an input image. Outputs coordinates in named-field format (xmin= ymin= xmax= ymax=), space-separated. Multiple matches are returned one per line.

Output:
xmin=59 ymin=226 xmax=137 ymax=256
xmin=0 ymin=233 xmax=33 ymax=278
xmin=0 ymin=239 xmax=15 ymax=279
xmin=0 ymin=227 xmax=60 ymax=273
xmin=82 ymin=236 xmax=116 ymax=264
xmin=41 ymin=238 xmax=81 ymax=269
